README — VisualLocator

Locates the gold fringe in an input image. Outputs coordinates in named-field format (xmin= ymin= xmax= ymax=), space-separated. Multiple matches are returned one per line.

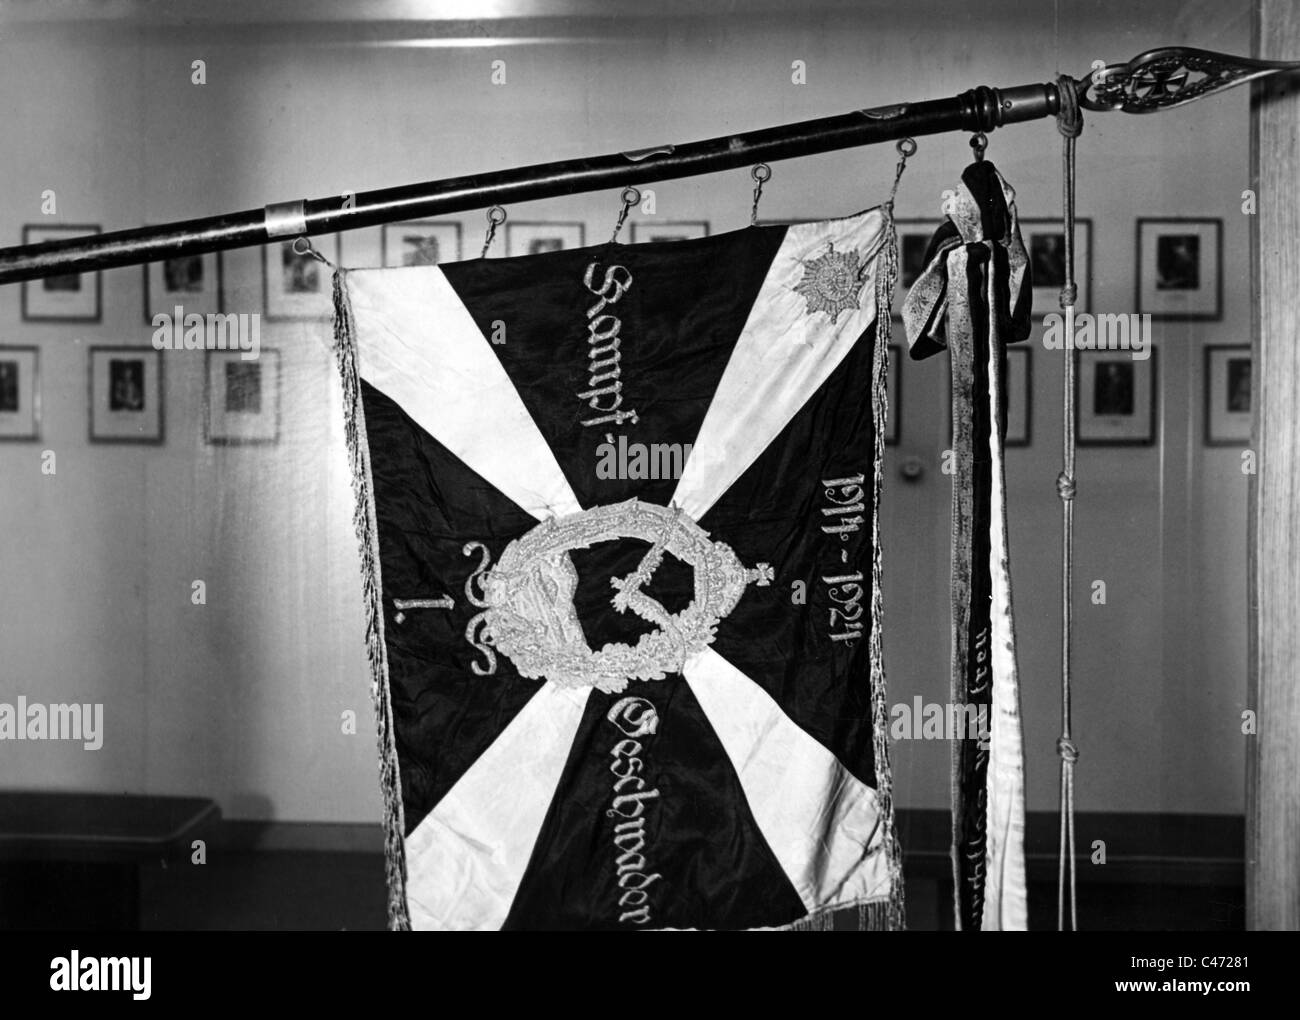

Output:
xmin=333 ymin=270 xmax=411 ymax=931
xmin=775 ymin=899 xmax=894 ymax=931
xmin=869 ymin=208 xmax=907 ymax=932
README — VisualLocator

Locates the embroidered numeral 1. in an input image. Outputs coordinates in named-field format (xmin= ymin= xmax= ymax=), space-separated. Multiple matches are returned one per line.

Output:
xmin=392 ymin=596 xmax=455 ymax=625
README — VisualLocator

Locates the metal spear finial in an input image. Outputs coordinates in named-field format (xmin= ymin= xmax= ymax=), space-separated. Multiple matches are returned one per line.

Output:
xmin=1078 ymin=46 xmax=1300 ymax=113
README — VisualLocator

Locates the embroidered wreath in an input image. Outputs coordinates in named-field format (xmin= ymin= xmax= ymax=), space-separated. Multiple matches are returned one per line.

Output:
xmin=464 ymin=499 xmax=771 ymax=694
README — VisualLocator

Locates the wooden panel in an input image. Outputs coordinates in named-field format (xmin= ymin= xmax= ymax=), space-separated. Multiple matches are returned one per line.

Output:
xmin=897 ymin=809 xmax=1244 ymax=887
xmin=1250 ymin=0 xmax=1300 ymax=931
xmin=0 ymin=792 xmax=219 ymax=862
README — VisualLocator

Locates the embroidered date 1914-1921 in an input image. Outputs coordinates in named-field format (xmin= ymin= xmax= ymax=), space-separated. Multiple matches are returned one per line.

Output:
xmin=820 ymin=473 xmax=867 ymax=644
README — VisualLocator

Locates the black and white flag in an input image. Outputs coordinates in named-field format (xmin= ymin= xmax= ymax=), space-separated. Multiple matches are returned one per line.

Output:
xmin=334 ymin=207 xmax=905 ymax=930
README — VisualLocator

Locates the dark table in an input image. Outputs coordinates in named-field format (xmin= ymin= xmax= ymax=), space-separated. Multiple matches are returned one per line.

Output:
xmin=0 ymin=792 xmax=220 ymax=930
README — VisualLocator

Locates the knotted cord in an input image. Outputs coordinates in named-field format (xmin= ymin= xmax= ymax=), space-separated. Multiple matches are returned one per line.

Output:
xmin=1055 ymin=72 xmax=1082 ymax=933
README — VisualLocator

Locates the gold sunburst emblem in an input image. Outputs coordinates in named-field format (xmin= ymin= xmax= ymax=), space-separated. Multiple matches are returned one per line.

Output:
xmin=794 ymin=243 xmax=865 ymax=322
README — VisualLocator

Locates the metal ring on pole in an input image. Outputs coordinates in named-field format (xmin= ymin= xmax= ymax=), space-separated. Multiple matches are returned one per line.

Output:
xmin=750 ymin=163 xmax=772 ymax=226
xmin=610 ymin=186 xmax=641 ymax=243
xmin=291 ymin=235 xmax=332 ymax=266
xmin=480 ymin=205 xmax=507 ymax=258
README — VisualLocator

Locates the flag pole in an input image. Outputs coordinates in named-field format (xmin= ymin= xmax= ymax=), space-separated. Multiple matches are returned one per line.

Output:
xmin=0 ymin=46 xmax=1292 ymax=285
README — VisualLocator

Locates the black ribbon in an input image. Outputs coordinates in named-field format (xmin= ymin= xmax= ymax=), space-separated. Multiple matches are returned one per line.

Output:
xmin=902 ymin=160 xmax=1031 ymax=931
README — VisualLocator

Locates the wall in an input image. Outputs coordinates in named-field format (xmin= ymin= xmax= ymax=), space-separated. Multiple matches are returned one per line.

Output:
xmin=0 ymin=0 xmax=1251 ymax=822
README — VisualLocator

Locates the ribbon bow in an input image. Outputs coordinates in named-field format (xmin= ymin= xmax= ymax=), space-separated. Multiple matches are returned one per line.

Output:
xmin=901 ymin=160 xmax=1032 ymax=361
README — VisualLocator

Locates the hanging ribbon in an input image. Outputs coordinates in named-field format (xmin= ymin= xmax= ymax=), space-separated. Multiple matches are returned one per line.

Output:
xmin=902 ymin=159 xmax=1031 ymax=931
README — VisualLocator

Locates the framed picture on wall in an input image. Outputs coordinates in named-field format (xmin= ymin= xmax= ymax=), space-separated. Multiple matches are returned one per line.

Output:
xmin=144 ymin=249 xmax=222 ymax=323
xmin=89 ymin=346 xmax=163 ymax=444
xmin=505 ymin=222 xmax=585 ymax=257
xmin=0 ymin=346 xmax=40 ymax=441
xmin=263 ymin=236 xmax=340 ymax=320
xmin=884 ymin=343 xmax=901 ymax=446
xmin=206 ymin=349 xmax=280 ymax=445
xmin=629 ymin=221 xmax=710 ymax=244
xmin=895 ymin=218 xmax=938 ymax=316
xmin=1075 ymin=348 xmax=1157 ymax=446
xmin=382 ymin=221 xmax=461 ymax=267
xmin=1021 ymin=218 xmax=1092 ymax=316
xmin=21 ymin=224 xmax=102 ymax=322
xmin=1204 ymin=345 xmax=1251 ymax=446
xmin=1004 ymin=345 xmax=1031 ymax=447
xmin=1137 ymin=218 xmax=1222 ymax=320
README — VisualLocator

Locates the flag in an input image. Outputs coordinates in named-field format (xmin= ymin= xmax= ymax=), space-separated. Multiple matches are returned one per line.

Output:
xmin=333 ymin=207 xmax=905 ymax=930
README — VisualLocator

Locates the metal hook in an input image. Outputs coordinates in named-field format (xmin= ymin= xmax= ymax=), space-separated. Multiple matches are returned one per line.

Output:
xmin=970 ymin=131 xmax=988 ymax=162
xmin=480 ymin=205 xmax=507 ymax=258
xmin=750 ymin=163 xmax=772 ymax=226
xmin=888 ymin=137 xmax=917 ymax=206
xmin=291 ymin=235 xmax=333 ymax=266
xmin=610 ymin=186 xmax=641 ymax=243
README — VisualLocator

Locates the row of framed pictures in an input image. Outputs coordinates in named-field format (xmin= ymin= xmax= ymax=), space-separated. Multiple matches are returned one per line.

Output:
xmin=882 ymin=343 xmax=1252 ymax=447
xmin=0 ymin=341 xmax=1250 ymax=447
xmin=0 ymin=346 xmax=279 ymax=444
xmin=23 ymin=216 xmax=1224 ymax=324
xmin=897 ymin=217 xmax=1224 ymax=320
xmin=17 ymin=221 xmax=712 ymax=324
